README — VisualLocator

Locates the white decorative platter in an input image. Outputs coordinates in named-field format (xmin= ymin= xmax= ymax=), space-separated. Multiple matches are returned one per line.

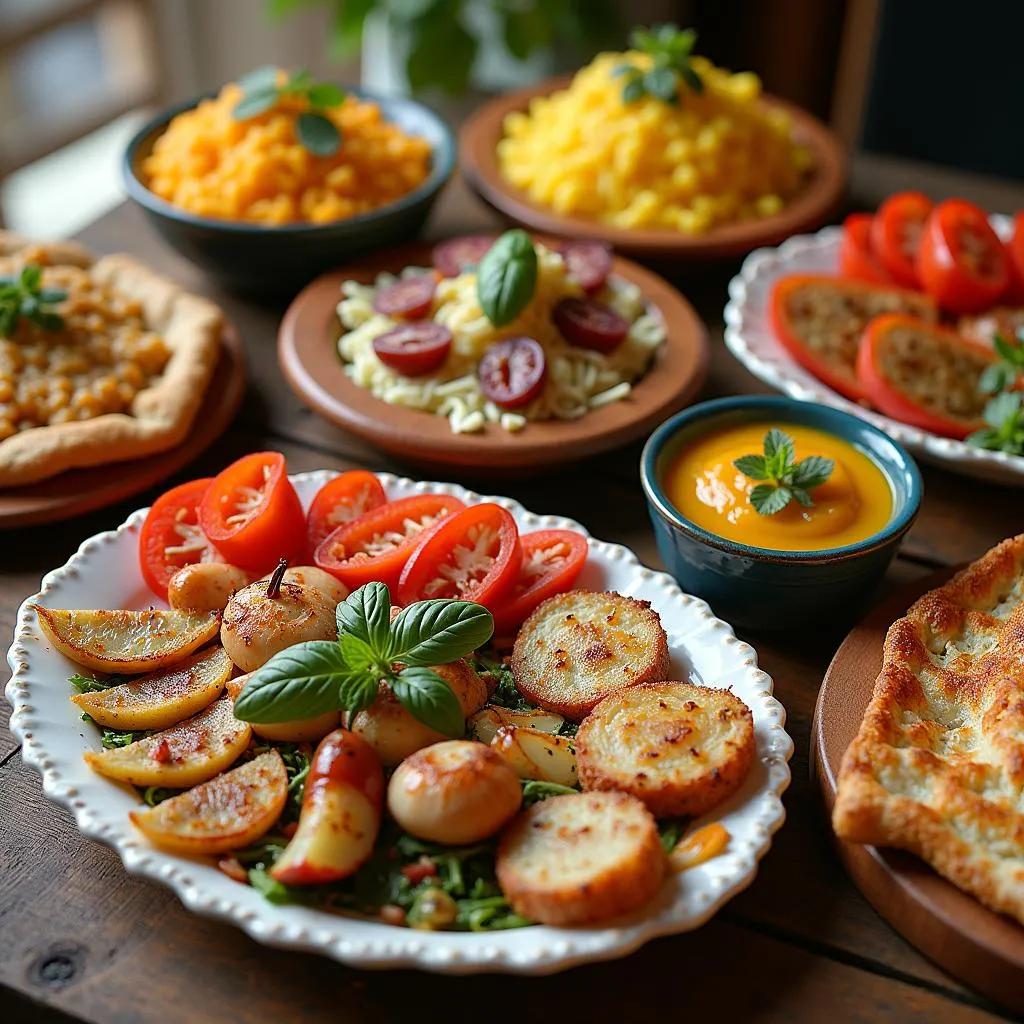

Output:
xmin=6 ymin=471 xmax=793 ymax=974
xmin=724 ymin=215 xmax=1024 ymax=486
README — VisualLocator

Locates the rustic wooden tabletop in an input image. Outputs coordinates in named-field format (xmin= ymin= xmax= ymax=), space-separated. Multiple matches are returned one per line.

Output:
xmin=3 ymin=174 xmax=1023 ymax=1024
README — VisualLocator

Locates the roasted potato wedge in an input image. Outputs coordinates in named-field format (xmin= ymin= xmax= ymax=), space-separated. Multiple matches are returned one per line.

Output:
xmin=34 ymin=605 xmax=220 ymax=674
xmin=576 ymin=681 xmax=755 ymax=817
xmin=168 ymin=563 xmax=252 ymax=614
xmin=496 ymin=791 xmax=665 ymax=926
xmin=468 ymin=705 xmax=565 ymax=744
xmin=71 ymin=646 xmax=232 ymax=731
xmin=225 ymin=675 xmax=340 ymax=742
xmin=83 ymin=698 xmax=251 ymax=788
xmin=511 ymin=591 xmax=670 ymax=721
xmin=490 ymin=726 xmax=578 ymax=787
xmin=129 ymin=751 xmax=287 ymax=855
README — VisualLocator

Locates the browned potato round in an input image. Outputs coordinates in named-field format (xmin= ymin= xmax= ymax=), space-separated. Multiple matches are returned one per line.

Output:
xmin=257 ymin=565 xmax=348 ymax=606
xmin=168 ymin=562 xmax=251 ymax=614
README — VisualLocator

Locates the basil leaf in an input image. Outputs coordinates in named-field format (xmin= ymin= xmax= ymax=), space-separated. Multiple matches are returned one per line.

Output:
xmin=307 ymin=82 xmax=344 ymax=108
xmin=19 ymin=265 xmax=41 ymax=291
xmin=984 ymin=392 xmax=1021 ymax=429
xmin=680 ymin=65 xmax=704 ymax=94
xmin=979 ymin=364 xmax=1009 ymax=395
xmin=967 ymin=427 xmax=1001 ymax=450
xmin=296 ymin=111 xmax=341 ymax=156
xmin=732 ymin=454 xmax=769 ymax=481
xmin=390 ymin=600 xmax=494 ymax=666
xmin=337 ymin=672 xmax=380 ymax=719
xmin=37 ymin=288 xmax=67 ymax=304
xmin=644 ymin=66 xmax=678 ymax=103
xmin=336 ymin=581 xmax=392 ymax=655
xmin=476 ymin=229 xmax=537 ymax=328
xmin=234 ymin=640 xmax=346 ymax=723
xmin=236 ymin=65 xmax=280 ymax=94
xmin=791 ymin=455 xmax=834 ymax=489
xmin=339 ymin=633 xmax=376 ymax=673
xmin=392 ymin=666 xmax=464 ymax=737
xmin=233 ymin=86 xmax=278 ymax=120
xmin=621 ymin=77 xmax=645 ymax=104
xmin=749 ymin=484 xmax=792 ymax=516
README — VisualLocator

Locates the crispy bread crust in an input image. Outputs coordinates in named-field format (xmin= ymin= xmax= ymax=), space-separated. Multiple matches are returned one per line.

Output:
xmin=0 ymin=233 xmax=223 ymax=486
xmin=832 ymin=534 xmax=1024 ymax=925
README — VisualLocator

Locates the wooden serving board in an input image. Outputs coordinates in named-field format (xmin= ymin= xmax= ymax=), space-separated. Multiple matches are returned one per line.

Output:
xmin=812 ymin=568 xmax=1024 ymax=1015
xmin=0 ymin=323 xmax=246 ymax=528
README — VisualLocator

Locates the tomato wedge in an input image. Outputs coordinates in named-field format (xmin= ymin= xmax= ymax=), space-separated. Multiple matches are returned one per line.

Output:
xmin=1003 ymin=211 xmax=1024 ymax=304
xmin=552 ymin=297 xmax=629 ymax=353
xmin=917 ymin=199 xmax=1009 ymax=315
xmin=372 ymin=274 xmax=437 ymax=319
xmin=198 ymin=452 xmax=306 ymax=574
xmin=558 ymin=241 xmax=612 ymax=293
xmin=314 ymin=493 xmax=465 ymax=590
xmin=397 ymin=503 xmax=522 ymax=608
xmin=372 ymin=322 xmax=452 ymax=377
xmin=306 ymin=471 xmax=388 ymax=552
xmin=869 ymin=191 xmax=933 ymax=288
xmin=839 ymin=213 xmax=893 ymax=286
xmin=856 ymin=314 xmax=996 ymax=438
xmin=490 ymin=530 xmax=589 ymax=635
xmin=478 ymin=337 xmax=547 ymax=409
xmin=139 ymin=478 xmax=217 ymax=600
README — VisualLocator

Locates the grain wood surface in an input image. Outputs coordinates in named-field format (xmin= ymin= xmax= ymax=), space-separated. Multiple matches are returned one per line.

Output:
xmin=2 ymin=174 xmax=1023 ymax=1023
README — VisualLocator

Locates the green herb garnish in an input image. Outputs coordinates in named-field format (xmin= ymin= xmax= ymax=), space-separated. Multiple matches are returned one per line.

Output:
xmin=733 ymin=428 xmax=834 ymax=516
xmin=521 ymin=780 xmax=577 ymax=806
xmin=232 ymin=66 xmax=344 ymax=156
xmin=613 ymin=24 xmax=704 ymax=106
xmin=234 ymin=582 xmax=493 ymax=737
xmin=0 ymin=265 xmax=66 ymax=337
xmin=979 ymin=329 xmax=1024 ymax=395
xmin=69 ymin=672 xmax=125 ymax=694
xmin=476 ymin=229 xmax=538 ymax=328
xmin=967 ymin=391 xmax=1024 ymax=456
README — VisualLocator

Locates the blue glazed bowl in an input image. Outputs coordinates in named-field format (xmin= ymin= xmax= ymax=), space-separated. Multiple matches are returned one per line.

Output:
xmin=123 ymin=88 xmax=455 ymax=294
xmin=640 ymin=396 xmax=923 ymax=632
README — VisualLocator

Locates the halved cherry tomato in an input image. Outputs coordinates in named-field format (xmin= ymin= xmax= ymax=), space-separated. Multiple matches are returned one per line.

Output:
xmin=198 ymin=452 xmax=306 ymax=574
xmin=397 ymin=503 xmax=522 ymax=608
xmin=552 ymin=297 xmax=629 ymax=353
xmin=372 ymin=274 xmax=437 ymax=319
xmin=917 ymin=199 xmax=1009 ymax=315
xmin=372 ymin=323 xmax=452 ymax=377
xmin=869 ymin=191 xmax=933 ymax=288
xmin=432 ymin=235 xmax=495 ymax=278
xmin=856 ymin=314 xmax=996 ymax=438
xmin=1002 ymin=211 xmax=1024 ymax=304
xmin=839 ymin=213 xmax=893 ymax=286
xmin=478 ymin=337 xmax=547 ymax=409
xmin=558 ymin=241 xmax=612 ymax=293
xmin=139 ymin=478 xmax=216 ymax=600
xmin=490 ymin=530 xmax=589 ymax=636
xmin=314 ymin=493 xmax=465 ymax=590
xmin=306 ymin=471 xmax=388 ymax=553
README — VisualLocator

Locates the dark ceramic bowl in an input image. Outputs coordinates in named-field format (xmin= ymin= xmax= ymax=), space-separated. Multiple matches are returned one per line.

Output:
xmin=123 ymin=88 xmax=455 ymax=294
xmin=640 ymin=396 xmax=923 ymax=631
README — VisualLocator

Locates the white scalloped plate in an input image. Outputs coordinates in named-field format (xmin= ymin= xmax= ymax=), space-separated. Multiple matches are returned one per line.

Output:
xmin=5 ymin=471 xmax=792 ymax=974
xmin=724 ymin=215 xmax=1024 ymax=486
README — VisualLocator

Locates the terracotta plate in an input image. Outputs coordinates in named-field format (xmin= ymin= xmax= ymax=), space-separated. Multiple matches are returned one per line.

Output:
xmin=812 ymin=569 xmax=1024 ymax=1014
xmin=459 ymin=76 xmax=847 ymax=263
xmin=277 ymin=242 xmax=709 ymax=474
xmin=0 ymin=324 xmax=246 ymax=529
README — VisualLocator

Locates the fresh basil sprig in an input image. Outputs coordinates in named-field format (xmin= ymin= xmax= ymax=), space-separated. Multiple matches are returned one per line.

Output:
xmin=967 ymin=391 xmax=1024 ymax=456
xmin=614 ymin=24 xmax=704 ymax=106
xmin=234 ymin=582 xmax=494 ymax=736
xmin=476 ymin=229 xmax=538 ymax=327
xmin=733 ymin=428 xmax=834 ymax=516
xmin=979 ymin=329 xmax=1024 ymax=396
xmin=0 ymin=265 xmax=66 ymax=337
xmin=233 ymin=66 xmax=344 ymax=157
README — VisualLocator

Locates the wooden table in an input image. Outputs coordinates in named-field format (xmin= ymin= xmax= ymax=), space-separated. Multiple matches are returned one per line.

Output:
xmin=3 ymin=179 xmax=1023 ymax=1024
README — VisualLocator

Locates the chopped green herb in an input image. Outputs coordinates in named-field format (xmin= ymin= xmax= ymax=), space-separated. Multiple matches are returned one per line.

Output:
xmin=0 ymin=264 xmax=66 ymax=337
xmin=967 ymin=391 xmax=1024 ymax=456
xmin=521 ymin=780 xmax=577 ymax=806
xmin=733 ymin=428 xmax=834 ymax=515
xmin=658 ymin=816 xmax=691 ymax=854
xmin=615 ymin=24 xmax=704 ymax=107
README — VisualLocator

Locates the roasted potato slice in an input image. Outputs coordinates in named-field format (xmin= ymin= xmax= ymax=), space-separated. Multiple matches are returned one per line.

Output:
xmin=34 ymin=605 xmax=220 ymax=674
xmin=490 ymin=726 xmax=578 ymax=787
xmin=511 ymin=591 xmax=670 ymax=721
xmin=83 ymin=698 xmax=251 ymax=788
xmin=468 ymin=705 xmax=565 ymax=744
xmin=225 ymin=675 xmax=339 ymax=742
xmin=576 ymin=681 xmax=755 ymax=817
xmin=496 ymin=791 xmax=665 ymax=926
xmin=71 ymin=646 xmax=232 ymax=731
xmin=129 ymin=750 xmax=287 ymax=855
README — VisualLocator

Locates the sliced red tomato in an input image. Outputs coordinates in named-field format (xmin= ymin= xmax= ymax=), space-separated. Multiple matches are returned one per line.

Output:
xmin=490 ymin=530 xmax=588 ymax=635
xmin=139 ymin=478 xmax=216 ymax=600
xmin=432 ymin=235 xmax=495 ymax=278
xmin=1003 ymin=211 xmax=1024 ymax=304
xmin=397 ymin=503 xmax=522 ymax=609
xmin=552 ymin=297 xmax=629 ymax=353
xmin=869 ymin=191 xmax=933 ymax=288
xmin=917 ymin=199 xmax=1009 ymax=315
xmin=839 ymin=213 xmax=893 ymax=286
xmin=372 ymin=322 xmax=452 ymax=376
xmin=306 ymin=471 xmax=388 ymax=552
xmin=372 ymin=274 xmax=437 ymax=319
xmin=558 ymin=241 xmax=612 ymax=292
xmin=478 ymin=337 xmax=547 ymax=409
xmin=314 ymin=493 xmax=465 ymax=590
xmin=856 ymin=314 xmax=996 ymax=438
xmin=198 ymin=452 xmax=306 ymax=574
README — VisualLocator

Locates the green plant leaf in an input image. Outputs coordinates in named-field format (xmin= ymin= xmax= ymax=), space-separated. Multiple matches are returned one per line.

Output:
xmin=233 ymin=86 xmax=279 ymax=120
xmin=234 ymin=640 xmax=347 ymax=723
xmin=679 ymin=65 xmax=704 ymax=94
xmin=644 ymin=66 xmax=678 ymax=103
xmin=979 ymin=363 xmax=1010 ymax=395
xmin=476 ymin=229 xmax=538 ymax=327
xmin=307 ymin=82 xmax=344 ymax=108
xmin=339 ymin=632 xmax=376 ymax=672
xmin=336 ymin=581 xmax=392 ymax=655
xmin=966 ymin=427 xmax=1001 ymax=450
xmin=732 ymin=454 xmax=769 ymax=481
xmin=502 ymin=7 xmax=552 ymax=61
xmin=984 ymin=391 xmax=1021 ymax=429
xmin=236 ymin=64 xmax=280 ymax=93
xmin=283 ymin=67 xmax=313 ymax=93
xmin=405 ymin=9 xmax=478 ymax=95
xmin=34 ymin=311 xmax=65 ymax=332
xmin=621 ymin=76 xmax=645 ymax=103
xmin=337 ymin=671 xmax=380 ymax=719
xmin=19 ymin=265 xmax=41 ymax=291
xmin=791 ymin=455 xmax=834 ymax=489
xmin=392 ymin=666 xmax=464 ymax=737
xmin=329 ymin=0 xmax=374 ymax=57
xmin=296 ymin=111 xmax=341 ymax=155
xmin=791 ymin=486 xmax=815 ymax=508
xmin=37 ymin=288 xmax=67 ymax=304
xmin=390 ymin=599 xmax=494 ymax=666
xmin=763 ymin=428 xmax=794 ymax=466
xmin=749 ymin=483 xmax=792 ymax=516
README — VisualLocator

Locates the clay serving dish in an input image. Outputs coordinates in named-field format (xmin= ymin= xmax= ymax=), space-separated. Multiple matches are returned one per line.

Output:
xmin=278 ymin=240 xmax=709 ymax=475
xmin=459 ymin=76 xmax=846 ymax=265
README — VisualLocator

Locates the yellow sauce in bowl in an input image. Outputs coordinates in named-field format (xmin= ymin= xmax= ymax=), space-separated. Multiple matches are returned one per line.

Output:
xmin=663 ymin=423 xmax=893 ymax=552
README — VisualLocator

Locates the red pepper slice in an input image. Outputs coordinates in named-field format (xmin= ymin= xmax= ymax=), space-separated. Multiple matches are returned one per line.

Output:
xmin=306 ymin=471 xmax=388 ymax=553
xmin=397 ymin=503 xmax=522 ymax=609
xmin=856 ymin=314 xmax=996 ymax=438
xmin=198 ymin=452 xmax=306 ymax=574
xmin=839 ymin=213 xmax=894 ymax=286
xmin=138 ymin=477 xmax=216 ymax=600
xmin=1003 ymin=211 xmax=1024 ymax=304
xmin=870 ymin=191 xmax=933 ymax=288
xmin=314 ymin=493 xmax=465 ymax=591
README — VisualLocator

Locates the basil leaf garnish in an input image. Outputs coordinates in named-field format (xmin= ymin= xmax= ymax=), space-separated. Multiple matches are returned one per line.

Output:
xmin=338 ymin=672 xmax=381 ymax=720
xmin=234 ymin=641 xmax=348 ymax=723
xmin=392 ymin=666 xmax=464 ymax=737
xmin=476 ymin=229 xmax=537 ymax=327
xmin=390 ymin=600 xmax=494 ymax=666
xmin=336 ymin=582 xmax=392 ymax=655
